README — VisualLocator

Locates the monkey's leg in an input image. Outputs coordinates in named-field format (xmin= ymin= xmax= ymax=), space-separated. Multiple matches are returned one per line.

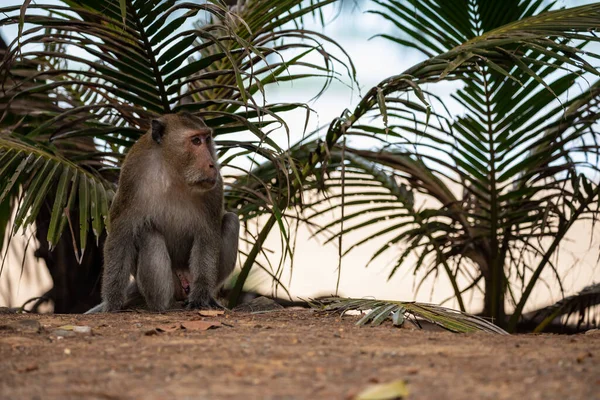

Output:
xmin=136 ymin=231 xmax=174 ymax=312
xmin=101 ymin=228 xmax=137 ymax=312
xmin=187 ymin=233 xmax=222 ymax=309
xmin=123 ymin=280 xmax=146 ymax=308
xmin=217 ymin=212 xmax=240 ymax=286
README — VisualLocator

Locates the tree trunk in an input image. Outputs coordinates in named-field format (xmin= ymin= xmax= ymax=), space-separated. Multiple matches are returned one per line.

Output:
xmin=483 ymin=275 xmax=506 ymax=327
xmin=33 ymin=199 xmax=105 ymax=313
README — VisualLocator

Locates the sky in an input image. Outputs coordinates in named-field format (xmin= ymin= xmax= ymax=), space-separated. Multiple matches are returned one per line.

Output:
xmin=1 ymin=0 xmax=599 ymax=313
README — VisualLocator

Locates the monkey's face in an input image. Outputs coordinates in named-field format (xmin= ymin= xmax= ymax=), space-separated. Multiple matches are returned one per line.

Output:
xmin=182 ymin=129 xmax=219 ymax=190
xmin=151 ymin=113 xmax=220 ymax=192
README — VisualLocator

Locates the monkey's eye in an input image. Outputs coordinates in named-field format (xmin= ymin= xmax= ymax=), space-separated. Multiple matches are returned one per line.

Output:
xmin=191 ymin=137 xmax=202 ymax=146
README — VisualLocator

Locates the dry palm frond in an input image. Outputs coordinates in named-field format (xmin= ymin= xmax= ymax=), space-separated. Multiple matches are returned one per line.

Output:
xmin=312 ymin=297 xmax=508 ymax=334
xmin=529 ymin=283 xmax=600 ymax=333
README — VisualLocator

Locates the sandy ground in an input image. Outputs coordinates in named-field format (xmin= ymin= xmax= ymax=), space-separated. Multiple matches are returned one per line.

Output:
xmin=0 ymin=309 xmax=599 ymax=400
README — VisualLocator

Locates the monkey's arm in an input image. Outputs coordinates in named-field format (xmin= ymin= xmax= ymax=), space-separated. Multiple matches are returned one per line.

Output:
xmin=187 ymin=230 xmax=222 ymax=309
xmin=217 ymin=212 xmax=240 ymax=286
xmin=101 ymin=222 xmax=137 ymax=312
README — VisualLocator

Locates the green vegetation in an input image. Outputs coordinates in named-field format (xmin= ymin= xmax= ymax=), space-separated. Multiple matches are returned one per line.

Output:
xmin=1 ymin=0 xmax=599 ymax=332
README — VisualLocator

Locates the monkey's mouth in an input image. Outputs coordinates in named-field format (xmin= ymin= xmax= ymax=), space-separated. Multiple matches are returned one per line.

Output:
xmin=192 ymin=177 xmax=217 ymax=188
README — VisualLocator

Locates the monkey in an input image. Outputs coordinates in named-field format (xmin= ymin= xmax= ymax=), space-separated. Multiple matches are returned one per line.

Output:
xmin=86 ymin=112 xmax=240 ymax=313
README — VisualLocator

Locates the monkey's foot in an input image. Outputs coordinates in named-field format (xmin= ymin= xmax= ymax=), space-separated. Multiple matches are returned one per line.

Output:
xmin=185 ymin=296 xmax=225 ymax=310
xmin=102 ymin=302 xmax=125 ymax=313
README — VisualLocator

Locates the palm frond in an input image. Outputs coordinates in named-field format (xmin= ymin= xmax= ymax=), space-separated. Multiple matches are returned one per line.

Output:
xmin=370 ymin=0 xmax=552 ymax=57
xmin=313 ymin=297 xmax=508 ymax=334
xmin=527 ymin=282 xmax=600 ymax=333
xmin=0 ymin=136 xmax=113 ymax=256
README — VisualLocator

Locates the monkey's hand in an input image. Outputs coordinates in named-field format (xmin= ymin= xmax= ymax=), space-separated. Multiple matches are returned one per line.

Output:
xmin=188 ymin=234 xmax=223 ymax=310
xmin=102 ymin=302 xmax=124 ymax=312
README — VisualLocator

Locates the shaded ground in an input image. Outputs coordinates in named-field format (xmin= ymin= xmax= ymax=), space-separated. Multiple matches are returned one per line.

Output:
xmin=0 ymin=309 xmax=598 ymax=399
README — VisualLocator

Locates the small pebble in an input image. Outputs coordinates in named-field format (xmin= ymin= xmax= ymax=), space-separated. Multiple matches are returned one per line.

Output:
xmin=52 ymin=329 xmax=75 ymax=338
xmin=73 ymin=326 xmax=92 ymax=335
xmin=4 ymin=320 xmax=42 ymax=333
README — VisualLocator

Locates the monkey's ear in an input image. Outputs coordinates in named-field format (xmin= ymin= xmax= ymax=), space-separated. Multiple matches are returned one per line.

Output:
xmin=151 ymin=119 xmax=165 ymax=144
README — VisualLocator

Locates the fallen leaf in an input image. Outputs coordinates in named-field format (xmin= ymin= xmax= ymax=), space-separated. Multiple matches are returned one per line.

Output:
xmin=16 ymin=363 xmax=39 ymax=373
xmin=57 ymin=325 xmax=74 ymax=331
xmin=198 ymin=310 xmax=225 ymax=317
xmin=64 ymin=348 xmax=71 ymax=355
xmin=355 ymin=379 xmax=409 ymax=400
xmin=181 ymin=320 xmax=221 ymax=331
xmin=156 ymin=324 xmax=180 ymax=333
xmin=392 ymin=311 xmax=405 ymax=327
xmin=56 ymin=325 xmax=92 ymax=335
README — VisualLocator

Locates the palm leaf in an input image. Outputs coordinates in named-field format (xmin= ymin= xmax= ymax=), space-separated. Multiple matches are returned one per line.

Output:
xmin=313 ymin=297 xmax=508 ymax=334
xmin=528 ymin=283 xmax=600 ymax=333
xmin=0 ymin=137 xmax=114 ymax=254
xmin=370 ymin=0 xmax=553 ymax=56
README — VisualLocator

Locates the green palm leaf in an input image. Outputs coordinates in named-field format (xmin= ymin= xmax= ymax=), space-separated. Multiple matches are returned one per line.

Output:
xmin=0 ymin=137 xmax=113 ymax=257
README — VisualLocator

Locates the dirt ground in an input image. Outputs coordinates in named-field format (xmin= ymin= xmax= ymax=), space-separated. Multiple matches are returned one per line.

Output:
xmin=0 ymin=309 xmax=598 ymax=400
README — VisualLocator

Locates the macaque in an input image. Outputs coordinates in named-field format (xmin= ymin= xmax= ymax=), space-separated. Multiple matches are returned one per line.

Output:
xmin=86 ymin=112 xmax=239 ymax=313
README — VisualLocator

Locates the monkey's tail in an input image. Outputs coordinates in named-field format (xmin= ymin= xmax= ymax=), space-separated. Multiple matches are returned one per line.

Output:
xmin=84 ymin=303 xmax=104 ymax=314
xmin=85 ymin=282 xmax=146 ymax=314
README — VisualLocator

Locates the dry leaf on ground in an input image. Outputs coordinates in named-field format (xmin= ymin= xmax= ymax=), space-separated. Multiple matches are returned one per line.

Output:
xmin=355 ymin=379 xmax=409 ymax=400
xmin=198 ymin=310 xmax=225 ymax=317
xmin=57 ymin=325 xmax=74 ymax=331
xmin=156 ymin=324 xmax=180 ymax=333
xmin=181 ymin=321 xmax=221 ymax=331
xmin=154 ymin=321 xmax=221 ymax=333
